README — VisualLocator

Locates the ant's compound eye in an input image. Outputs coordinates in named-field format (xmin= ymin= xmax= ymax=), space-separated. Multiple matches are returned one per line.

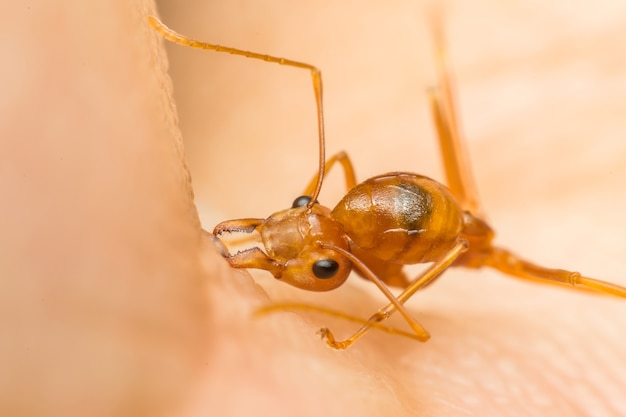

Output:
xmin=312 ymin=259 xmax=339 ymax=279
xmin=292 ymin=195 xmax=318 ymax=208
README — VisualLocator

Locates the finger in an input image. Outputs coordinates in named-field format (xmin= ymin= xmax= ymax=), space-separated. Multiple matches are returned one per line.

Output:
xmin=0 ymin=1 xmax=210 ymax=416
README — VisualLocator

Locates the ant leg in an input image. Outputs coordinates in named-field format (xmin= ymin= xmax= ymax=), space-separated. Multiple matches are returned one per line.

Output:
xmin=318 ymin=239 xmax=469 ymax=349
xmin=485 ymin=246 xmax=626 ymax=298
xmin=255 ymin=303 xmax=427 ymax=342
xmin=301 ymin=151 xmax=357 ymax=196
xmin=428 ymin=27 xmax=483 ymax=217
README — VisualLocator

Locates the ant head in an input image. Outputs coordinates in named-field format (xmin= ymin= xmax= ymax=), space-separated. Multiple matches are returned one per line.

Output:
xmin=214 ymin=198 xmax=353 ymax=292
xmin=255 ymin=201 xmax=352 ymax=291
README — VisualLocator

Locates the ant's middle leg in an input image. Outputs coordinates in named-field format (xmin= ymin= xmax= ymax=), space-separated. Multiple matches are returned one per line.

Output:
xmin=428 ymin=27 xmax=483 ymax=217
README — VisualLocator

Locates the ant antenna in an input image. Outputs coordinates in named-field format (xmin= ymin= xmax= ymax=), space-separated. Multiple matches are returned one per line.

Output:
xmin=147 ymin=16 xmax=327 ymax=207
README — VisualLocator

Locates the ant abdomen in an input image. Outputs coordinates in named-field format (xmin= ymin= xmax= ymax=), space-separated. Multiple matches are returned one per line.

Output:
xmin=331 ymin=173 xmax=464 ymax=264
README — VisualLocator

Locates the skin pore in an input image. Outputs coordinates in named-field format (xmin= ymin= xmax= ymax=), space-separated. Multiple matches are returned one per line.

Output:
xmin=3 ymin=1 xmax=626 ymax=416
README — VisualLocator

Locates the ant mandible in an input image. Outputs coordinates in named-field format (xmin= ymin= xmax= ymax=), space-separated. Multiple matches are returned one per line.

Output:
xmin=148 ymin=16 xmax=626 ymax=349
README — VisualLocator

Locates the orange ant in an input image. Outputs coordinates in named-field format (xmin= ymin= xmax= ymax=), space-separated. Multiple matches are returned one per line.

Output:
xmin=149 ymin=16 xmax=626 ymax=349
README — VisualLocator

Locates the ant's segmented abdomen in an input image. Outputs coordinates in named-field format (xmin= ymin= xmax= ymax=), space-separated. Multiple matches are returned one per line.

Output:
xmin=331 ymin=173 xmax=464 ymax=264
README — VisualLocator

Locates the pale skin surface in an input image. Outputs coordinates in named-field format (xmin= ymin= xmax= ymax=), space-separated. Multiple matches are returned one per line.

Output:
xmin=1 ymin=1 xmax=209 ymax=417
xmin=3 ymin=1 xmax=626 ymax=417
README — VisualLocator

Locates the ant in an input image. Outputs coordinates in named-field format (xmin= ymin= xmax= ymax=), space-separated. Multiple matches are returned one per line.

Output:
xmin=149 ymin=16 xmax=626 ymax=349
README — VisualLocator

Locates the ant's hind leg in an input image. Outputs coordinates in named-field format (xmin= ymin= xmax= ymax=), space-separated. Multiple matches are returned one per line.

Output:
xmin=301 ymin=151 xmax=357 ymax=196
xmin=485 ymin=246 xmax=626 ymax=298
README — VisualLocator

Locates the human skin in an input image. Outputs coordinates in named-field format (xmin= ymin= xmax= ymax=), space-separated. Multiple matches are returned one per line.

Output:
xmin=1 ymin=1 xmax=209 ymax=417
xmin=3 ymin=1 xmax=626 ymax=417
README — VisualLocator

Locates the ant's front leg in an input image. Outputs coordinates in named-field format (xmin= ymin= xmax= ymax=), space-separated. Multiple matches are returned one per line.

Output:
xmin=301 ymin=151 xmax=357 ymax=196
xmin=320 ymin=238 xmax=469 ymax=349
